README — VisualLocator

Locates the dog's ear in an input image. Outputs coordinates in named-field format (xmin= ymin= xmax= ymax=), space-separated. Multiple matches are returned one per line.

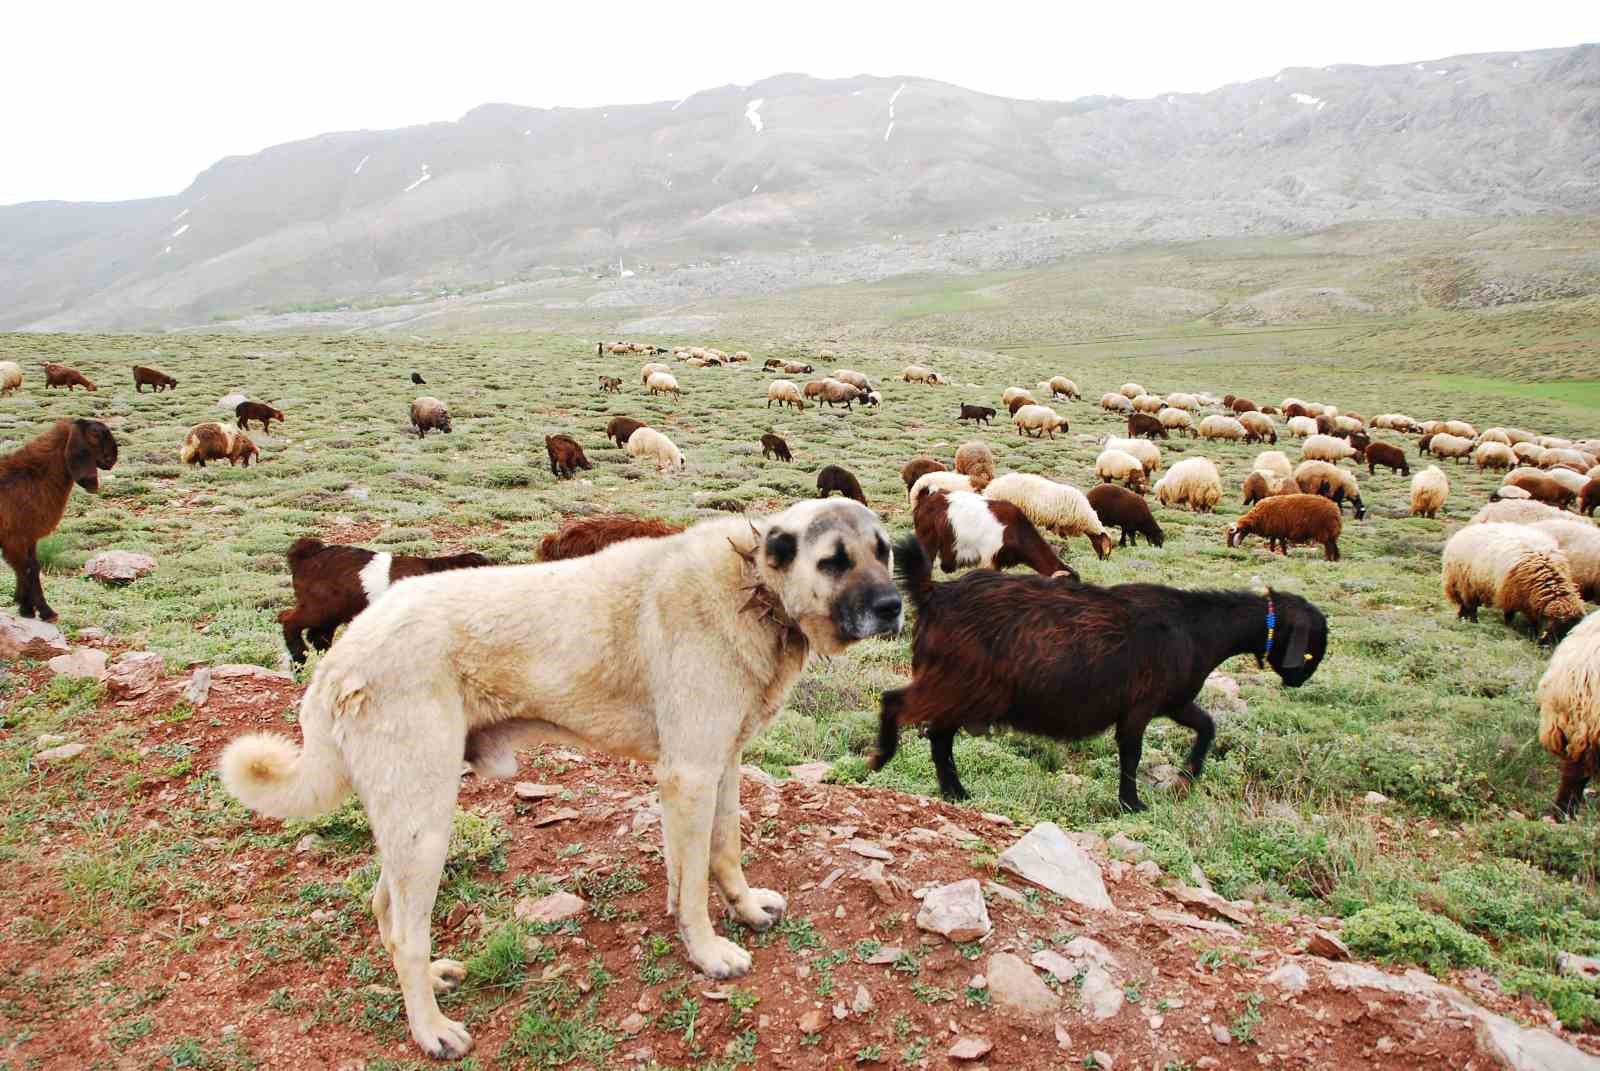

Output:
xmin=764 ymin=529 xmax=797 ymax=569
xmin=1282 ymin=606 xmax=1311 ymax=667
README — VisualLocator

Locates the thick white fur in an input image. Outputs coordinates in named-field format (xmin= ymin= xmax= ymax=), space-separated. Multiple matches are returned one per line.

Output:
xmin=1013 ymin=404 xmax=1066 ymax=437
xmin=1471 ymin=499 xmax=1570 ymax=525
xmin=1301 ymin=433 xmax=1355 ymax=461
xmin=1410 ymin=465 xmax=1450 ymax=517
xmin=1158 ymin=407 xmax=1193 ymax=433
xmin=1532 ymin=519 xmax=1600 ymax=599
xmin=1444 ymin=420 xmax=1478 ymax=439
xmin=1287 ymin=415 xmax=1319 ymax=438
xmin=1294 ymin=460 xmax=1360 ymax=502
xmin=646 ymin=371 xmax=680 ymax=398
xmin=1100 ymin=392 xmax=1133 ymax=412
xmin=944 ymin=491 xmax=1006 ymax=567
xmin=0 ymin=361 xmax=21 ymax=394
xmin=983 ymin=472 xmax=1106 ymax=538
xmin=1198 ymin=415 xmax=1246 ymax=442
xmin=1474 ymin=442 xmax=1517 ymax=470
xmin=1254 ymin=451 xmax=1293 ymax=478
xmin=219 ymin=500 xmax=897 ymax=1060
xmin=1154 ymin=457 xmax=1223 ymax=512
xmin=627 ymin=426 xmax=685 ymax=472
xmin=909 ymin=470 xmax=974 ymax=508
xmin=1538 ymin=610 xmax=1600 ymax=764
xmin=1095 ymin=449 xmax=1146 ymax=490
xmin=358 ymin=552 xmax=394 ymax=601
xmin=1429 ymin=433 xmax=1474 ymax=461
xmin=767 ymin=380 xmax=804 ymax=407
xmin=1118 ymin=382 xmax=1146 ymax=399
xmin=1165 ymin=392 xmax=1197 ymax=411
xmin=1104 ymin=437 xmax=1161 ymax=474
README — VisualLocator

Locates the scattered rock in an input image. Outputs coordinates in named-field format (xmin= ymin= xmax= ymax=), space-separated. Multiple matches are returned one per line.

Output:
xmin=83 ymin=550 xmax=157 ymax=585
xmin=217 ymin=392 xmax=249 ymax=410
xmin=1079 ymin=965 xmax=1126 ymax=1021
xmin=1107 ymin=832 xmax=1149 ymax=861
xmin=851 ymin=984 xmax=873 ymax=1014
xmin=1363 ymin=791 xmax=1390 ymax=805
xmin=0 ymin=614 xmax=70 ymax=660
xmin=1188 ymin=863 xmax=1214 ymax=893
xmin=845 ymin=838 xmax=892 ymax=861
xmin=1168 ymin=884 xmax=1252 ymax=926
xmin=1061 ymin=936 xmax=1121 ymax=972
xmin=619 ymin=1012 xmax=646 ymax=1035
xmin=1030 ymin=950 xmax=1078 ymax=983
xmin=967 ymin=974 xmax=986 ymax=989
xmin=532 ymin=808 xmax=581 ymax=827
xmin=916 ymin=878 xmax=992 ymax=942
xmin=179 ymin=666 xmax=212 ymax=707
xmin=1054 ymin=1020 xmax=1072 ymax=1049
xmin=47 ymin=648 xmax=107 ymax=680
xmin=1133 ymin=860 xmax=1163 ymax=882
xmin=740 ymin=764 xmax=780 ymax=789
xmin=985 ymin=952 xmax=1061 ymax=1020
xmin=1558 ymin=952 xmax=1600 ymax=981
xmin=787 ymin=761 xmax=832 ymax=784
xmin=1305 ymin=929 xmax=1350 ymax=961
xmin=997 ymin=822 xmax=1113 ymax=911
xmin=1148 ymin=763 xmax=1185 ymax=791
xmin=947 ymin=1037 xmax=993 ymax=1061
xmin=865 ymin=946 xmax=903 ymax=965
xmin=1210 ymin=1022 xmax=1232 ymax=1045
xmin=295 ymin=834 xmax=324 ymax=854
xmin=36 ymin=733 xmax=69 ymax=747
xmin=1091 ymin=1051 xmax=1115 ymax=1070
xmin=75 ymin=627 xmax=109 ymax=643
xmin=211 ymin=663 xmax=295 ymax=683
xmin=35 ymin=742 xmax=88 ymax=763
xmin=854 ymin=860 xmax=910 ymax=904
xmin=1204 ymin=673 xmax=1239 ymax=700
xmin=983 ymin=880 xmax=1029 ymax=908
xmin=1149 ymin=909 xmax=1239 ymax=937
xmin=798 ymin=1009 xmax=826 ymax=1034
xmin=105 ymin=651 xmax=165 ymax=698
xmin=514 ymin=782 xmax=562 ymax=800
xmin=1265 ymin=961 xmax=1311 ymax=996
xmin=347 ymin=486 xmax=370 ymax=500
xmin=514 ymin=892 xmax=586 ymax=924
xmin=831 ymin=1001 xmax=848 ymax=1021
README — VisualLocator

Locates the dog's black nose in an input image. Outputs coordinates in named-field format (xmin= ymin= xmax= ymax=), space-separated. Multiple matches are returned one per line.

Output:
xmin=872 ymin=591 xmax=903 ymax=621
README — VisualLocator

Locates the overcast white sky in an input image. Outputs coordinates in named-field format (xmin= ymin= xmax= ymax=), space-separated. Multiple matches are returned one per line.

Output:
xmin=3 ymin=0 xmax=1593 ymax=206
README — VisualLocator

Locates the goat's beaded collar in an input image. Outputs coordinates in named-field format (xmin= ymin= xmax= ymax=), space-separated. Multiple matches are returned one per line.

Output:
xmin=1262 ymin=594 xmax=1278 ymax=660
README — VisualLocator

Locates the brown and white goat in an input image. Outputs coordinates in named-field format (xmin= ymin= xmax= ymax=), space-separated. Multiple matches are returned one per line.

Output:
xmin=913 ymin=490 xmax=1076 ymax=579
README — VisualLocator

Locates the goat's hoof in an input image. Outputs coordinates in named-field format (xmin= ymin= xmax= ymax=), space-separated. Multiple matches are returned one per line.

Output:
xmin=1120 ymin=798 xmax=1149 ymax=814
xmin=864 ymin=751 xmax=888 ymax=773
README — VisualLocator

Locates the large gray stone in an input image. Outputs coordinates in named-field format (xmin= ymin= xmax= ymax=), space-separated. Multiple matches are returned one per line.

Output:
xmin=985 ymin=952 xmax=1061 ymax=1020
xmin=83 ymin=551 xmax=157 ymax=585
xmin=996 ymin=822 xmax=1113 ymax=911
xmin=47 ymin=648 xmax=107 ymax=679
xmin=915 ymin=878 xmax=991 ymax=942
xmin=105 ymin=651 xmax=165 ymax=698
xmin=0 ymin=614 xmax=70 ymax=660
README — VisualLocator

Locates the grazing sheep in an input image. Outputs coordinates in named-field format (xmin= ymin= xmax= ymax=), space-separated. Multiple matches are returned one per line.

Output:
xmin=1230 ymin=397 xmax=1260 ymax=414
xmin=1282 ymin=400 xmax=1309 ymax=418
xmin=1428 ymin=433 xmax=1474 ymax=463
xmin=834 ymin=370 xmax=872 ymax=391
xmin=1293 ymin=460 xmax=1366 ymax=519
xmin=1301 ymin=434 xmax=1357 ymax=463
xmin=132 ymin=365 xmax=177 ymax=392
xmin=817 ymin=464 xmax=867 ymax=505
xmin=1127 ymin=412 xmax=1168 ymax=440
xmin=42 ymin=363 xmax=96 ymax=391
xmin=1544 ymin=448 xmax=1595 ymax=472
xmin=0 ymin=419 xmax=119 ymax=620
xmin=411 ymin=372 xmax=426 ymax=384
xmin=1239 ymin=411 xmax=1277 ymax=444
xmin=818 ymin=379 xmax=866 ymax=409
xmin=1087 ymin=483 xmax=1164 ymax=547
xmin=545 ymin=434 xmax=592 ymax=478
xmin=277 ymin=538 xmax=493 ymax=663
xmin=1154 ymin=457 xmax=1223 ymax=513
xmin=1118 ymin=382 xmax=1147 ymax=399
xmin=1254 ymin=450 xmax=1293 ymax=478
xmin=901 ymin=457 xmax=947 ymax=493
xmin=1287 ymin=415 xmax=1319 ymax=438
xmin=1132 ymin=393 xmax=1165 ymax=415
xmin=767 ymin=380 xmax=806 ymax=411
xmin=1537 ymin=611 xmax=1600 ymax=819
xmin=599 ymin=375 xmax=623 ymax=393
xmin=606 ymin=416 xmax=648 ymax=448
xmin=1584 ymin=479 xmax=1599 ymax=517
xmin=760 ymin=433 xmax=793 ymax=462
xmin=730 ymin=351 xmax=750 ymax=363
xmin=1365 ymin=441 xmax=1410 ymax=476
xmin=1472 ymin=499 xmax=1573 ymax=525
xmin=646 ymin=372 xmax=681 ymax=400
xmin=538 ymin=514 xmax=684 ymax=562
xmin=1502 ymin=427 xmax=1539 ymax=445
xmin=1047 ymin=376 xmax=1080 ymax=400
xmin=869 ymin=536 xmax=1326 ymax=806
xmin=1158 ymin=407 xmax=1195 ymax=437
xmin=1227 ymin=494 xmax=1343 ymax=560
xmin=1002 ymin=387 xmax=1035 ymax=408
xmin=913 ymin=490 xmax=1075 ymax=578
xmin=902 ymin=365 xmax=945 ymax=385
xmin=1373 ymin=413 xmax=1421 ymax=433
xmin=641 ymin=362 xmax=670 ymax=384
xmin=953 ymin=441 xmax=996 ymax=490
xmin=910 ymin=470 xmax=975 ymax=508
xmin=1531 ymin=519 xmax=1600 ymax=602
xmin=958 ymin=403 xmax=996 ymax=425
xmin=0 ymin=361 xmax=23 ymax=395
xmin=236 ymin=401 xmax=285 ymax=432
xmin=983 ymin=472 xmax=1115 ymax=559
xmin=626 ymin=427 xmax=685 ymax=472
xmin=1006 ymin=395 xmax=1039 ymax=417
xmin=1014 ymin=404 xmax=1068 ymax=439
xmin=802 ymin=380 xmax=827 ymax=401
xmin=1504 ymin=469 xmax=1578 ymax=509
xmin=863 ymin=391 xmax=882 ymax=407
xmin=1474 ymin=441 xmax=1517 ymax=471
xmin=1104 ymin=437 xmax=1161 ymax=475
xmin=1096 ymin=448 xmax=1148 ymax=493
xmin=1198 ymin=415 xmax=1246 ymax=442
xmin=1165 ymin=392 xmax=1198 ymax=412
xmin=1492 ymin=485 xmax=1533 ymax=502
xmin=781 ymin=360 xmax=815 ymax=375
xmin=1100 ymin=392 xmax=1134 ymax=413
xmin=410 ymin=397 xmax=451 ymax=437
xmin=1331 ymin=415 xmax=1365 ymax=436
xmin=1540 ymin=435 xmax=1575 ymax=450
xmin=1442 ymin=523 xmax=1584 ymax=643
xmin=1444 ymin=420 xmax=1479 ymax=439
xmin=762 ymin=358 xmax=784 ymax=370
xmin=1478 ymin=428 xmax=1512 ymax=446
xmin=1513 ymin=442 xmax=1547 ymax=465
xmin=180 ymin=422 xmax=259 ymax=468
xmin=1410 ymin=466 xmax=1450 ymax=518
xmin=1242 ymin=470 xmax=1298 ymax=506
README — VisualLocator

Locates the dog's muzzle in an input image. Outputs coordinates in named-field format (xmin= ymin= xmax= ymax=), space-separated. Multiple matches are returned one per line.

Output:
xmin=835 ymin=583 xmax=904 ymax=641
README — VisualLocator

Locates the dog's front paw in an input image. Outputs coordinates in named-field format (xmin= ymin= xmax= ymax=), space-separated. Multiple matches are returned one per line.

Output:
xmin=411 ymin=1012 xmax=473 ymax=1060
xmin=429 ymin=958 xmax=467 ymax=994
xmin=687 ymin=934 xmax=753 ymax=979
xmin=732 ymin=888 xmax=786 ymax=932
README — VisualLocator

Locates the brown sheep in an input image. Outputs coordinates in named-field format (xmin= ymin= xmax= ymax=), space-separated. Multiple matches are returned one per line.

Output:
xmin=1241 ymin=470 xmax=1297 ymax=506
xmin=606 ymin=416 xmax=648 ymax=449
xmin=537 ymin=514 xmax=684 ymax=563
xmin=277 ymin=538 xmax=493 ymax=663
xmin=42 ymin=363 xmax=97 ymax=392
xmin=236 ymin=401 xmax=285 ymax=432
xmin=1583 ymin=479 xmax=1598 ymax=517
xmin=598 ymin=375 xmax=622 ymax=393
xmin=817 ymin=464 xmax=867 ymax=505
xmin=132 ymin=365 xmax=177 ymax=392
xmin=818 ymin=380 xmax=866 ymax=409
xmin=0 ymin=419 xmax=119 ymax=620
xmin=760 ymin=433 xmax=793 ymax=462
xmin=1086 ymin=483 xmax=1165 ymax=547
xmin=1226 ymin=494 xmax=1343 ymax=561
xmin=1364 ymin=441 xmax=1410 ymax=476
xmin=913 ymin=490 xmax=1076 ymax=579
xmin=953 ymin=441 xmax=996 ymax=491
xmin=410 ymin=397 xmax=451 ymax=437
xmin=1127 ymin=412 xmax=1168 ymax=440
xmin=1006 ymin=395 xmax=1034 ymax=416
xmin=181 ymin=423 xmax=259 ymax=468
xmin=901 ymin=456 xmax=946 ymax=492
xmin=1506 ymin=471 xmax=1578 ymax=509
xmin=1230 ymin=397 xmax=1259 ymax=414
xmin=545 ymin=434 xmax=592 ymax=478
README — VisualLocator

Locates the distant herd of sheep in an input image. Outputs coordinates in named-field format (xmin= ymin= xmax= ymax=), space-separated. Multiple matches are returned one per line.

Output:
xmin=1 ymin=342 xmax=1597 ymax=819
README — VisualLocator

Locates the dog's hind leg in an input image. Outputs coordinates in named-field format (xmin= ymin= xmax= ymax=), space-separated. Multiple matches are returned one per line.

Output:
xmin=710 ymin=762 xmax=785 ymax=931
xmin=658 ymin=760 xmax=752 ymax=979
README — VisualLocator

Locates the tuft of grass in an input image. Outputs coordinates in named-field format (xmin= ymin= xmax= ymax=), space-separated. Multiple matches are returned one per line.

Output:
xmin=1342 ymin=903 xmax=1493 ymax=975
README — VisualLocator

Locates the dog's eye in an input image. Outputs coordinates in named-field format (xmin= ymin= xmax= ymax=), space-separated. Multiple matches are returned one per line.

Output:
xmin=874 ymin=536 xmax=890 ymax=563
xmin=819 ymin=546 xmax=852 ymax=574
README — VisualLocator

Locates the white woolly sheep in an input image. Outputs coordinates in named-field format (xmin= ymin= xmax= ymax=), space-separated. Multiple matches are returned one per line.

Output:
xmin=1418 ymin=420 xmax=1445 ymax=437
xmin=1474 ymin=442 xmax=1517 ymax=471
xmin=1047 ymin=376 xmax=1080 ymax=400
xmin=1198 ymin=415 xmax=1246 ymax=442
xmin=1287 ymin=416 xmax=1319 ymax=438
xmin=1503 ymin=427 xmax=1539 ymax=445
xmin=1373 ymin=413 xmax=1420 ymax=432
xmin=1536 ymin=609 xmax=1600 ymax=818
xmin=1544 ymin=448 xmax=1595 ymax=472
xmin=0 ymin=361 xmax=21 ymax=396
xmin=1478 ymin=428 xmax=1512 ymax=446
xmin=1294 ymin=460 xmax=1367 ymax=518
xmin=1158 ymin=407 xmax=1195 ymax=437
xmin=953 ymin=441 xmax=996 ymax=491
xmin=1429 ymin=433 xmax=1475 ymax=463
xmin=1118 ymin=382 xmax=1146 ymax=399
xmin=982 ymin=472 xmax=1115 ymax=559
xmin=625 ymin=426 xmax=685 ymax=472
xmin=1301 ymin=434 xmax=1357 ymax=463
xmin=910 ymin=470 xmax=975 ymax=508
xmin=1002 ymin=387 xmax=1035 ymax=407
xmin=834 ymin=369 xmax=872 ymax=391
xmin=1239 ymin=411 xmax=1278 ymax=443
xmin=1165 ymin=392 xmax=1198 ymax=412
xmin=1100 ymin=392 xmax=1133 ymax=413
xmin=1154 ymin=456 xmax=1223 ymax=513
xmin=767 ymin=379 xmax=806 ymax=410
xmin=1444 ymin=420 xmax=1478 ymax=439
xmin=1531 ymin=519 xmax=1600 ymax=602
xmin=902 ymin=365 xmax=946 ymax=385
xmin=1492 ymin=485 xmax=1533 ymax=501
xmin=1410 ymin=465 xmax=1450 ymax=518
xmin=1104 ymin=436 xmax=1162 ymax=474
xmin=640 ymin=361 xmax=670 ymax=384
xmin=1014 ymin=404 xmax=1068 ymax=439
xmin=1472 ymin=499 xmax=1573 ymax=525
xmin=1545 ymin=467 xmax=1591 ymax=497
xmin=1095 ymin=449 xmax=1148 ymax=492
xmin=1331 ymin=415 xmax=1365 ymax=436
xmin=646 ymin=371 xmax=681 ymax=400
xmin=1132 ymin=393 xmax=1164 ymax=414
xmin=1442 ymin=523 xmax=1584 ymax=643
xmin=1540 ymin=436 xmax=1574 ymax=450
xmin=1513 ymin=442 xmax=1547 ymax=465
xmin=1254 ymin=450 xmax=1293 ymax=478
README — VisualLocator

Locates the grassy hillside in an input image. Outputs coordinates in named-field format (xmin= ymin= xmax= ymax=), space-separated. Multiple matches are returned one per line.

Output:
xmin=1 ymin=328 xmax=1597 ymax=1064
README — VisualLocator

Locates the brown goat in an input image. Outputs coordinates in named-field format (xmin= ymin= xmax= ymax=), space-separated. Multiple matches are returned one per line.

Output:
xmin=132 ymin=365 xmax=177 ymax=392
xmin=1227 ymin=494 xmax=1343 ymax=561
xmin=760 ymin=433 xmax=793 ymax=462
xmin=1365 ymin=441 xmax=1410 ymax=476
xmin=1127 ymin=412 xmax=1167 ymax=440
xmin=42 ymin=363 xmax=97 ymax=391
xmin=901 ymin=456 xmax=946 ymax=492
xmin=598 ymin=376 xmax=623 ymax=394
xmin=913 ymin=490 xmax=1076 ymax=579
xmin=0 ymin=420 xmax=118 ymax=620
xmin=236 ymin=401 xmax=285 ymax=432
xmin=277 ymin=537 xmax=493 ymax=663
xmin=1086 ymin=483 xmax=1165 ymax=547
xmin=606 ymin=416 xmax=648 ymax=449
xmin=545 ymin=434 xmax=592 ymax=478
xmin=817 ymin=464 xmax=867 ymax=505
xmin=180 ymin=423 xmax=258 ymax=467
xmin=537 ymin=514 xmax=685 ymax=563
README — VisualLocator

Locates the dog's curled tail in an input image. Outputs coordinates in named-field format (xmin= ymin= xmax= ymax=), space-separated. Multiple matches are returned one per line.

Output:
xmin=219 ymin=731 xmax=350 ymax=819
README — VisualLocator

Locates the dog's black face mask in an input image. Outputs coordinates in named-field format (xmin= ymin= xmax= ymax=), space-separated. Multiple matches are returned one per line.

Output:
xmin=762 ymin=501 xmax=902 ymax=649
